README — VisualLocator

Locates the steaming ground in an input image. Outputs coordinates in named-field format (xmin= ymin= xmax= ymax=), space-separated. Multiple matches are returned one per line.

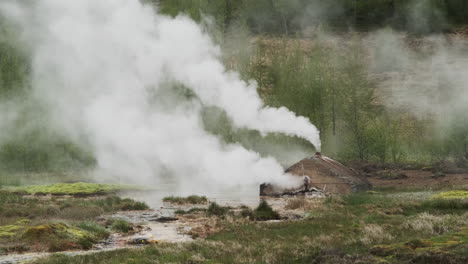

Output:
xmin=0 ymin=0 xmax=321 ymax=195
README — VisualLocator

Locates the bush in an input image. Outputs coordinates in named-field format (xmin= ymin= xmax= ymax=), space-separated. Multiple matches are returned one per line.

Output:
xmin=207 ymin=202 xmax=230 ymax=217
xmin=239 ymin=206 xmax=255 ymax=219
xmin=253 ymin=201 xmax=280 ymax=221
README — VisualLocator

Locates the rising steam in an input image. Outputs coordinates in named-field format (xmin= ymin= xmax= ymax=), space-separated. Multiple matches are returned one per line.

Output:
xmin=0 ymin=0 xmax=320 ymax=192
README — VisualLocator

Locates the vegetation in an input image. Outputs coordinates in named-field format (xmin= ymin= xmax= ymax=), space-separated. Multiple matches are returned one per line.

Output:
xmin=206 ymin=202 xmax=230 ymax=217
xmin=0 ymin=191 xmax=148 ymax=253
xmin=162 ymin=195 xmax=208 ymax=205
xmin=1 ymin=1 xmax=468 ymax=170
xmin=432 ymin=190 xmax=468 ymax=199
xmin=109 ymin=219 xmax=133 ymax=234
xmin=157 ymin=0 xmax=468 ymax=35
xmin=33 ymin=189 xmax=468 ymax=263
xmin=253 ymin=200 xmax=280 ymax=220
xmin=4 ymin=182 xmax=144 ymax=196
xmin=21 ymin=223 xmax=104 ymax=251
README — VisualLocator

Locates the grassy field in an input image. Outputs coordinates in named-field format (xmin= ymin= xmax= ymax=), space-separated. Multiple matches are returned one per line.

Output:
xmin=32 ymin=189 xmax=467 ymax=264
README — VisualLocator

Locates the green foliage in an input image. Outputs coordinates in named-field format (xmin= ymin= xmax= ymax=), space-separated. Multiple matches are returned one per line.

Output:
xmin=207 ymin=202 xmax=230 ymax=217
xmin=76 ymin=221 xmax=109 ymax=240
xmin=0 ymin=130 xmax=96 ymax=172
xmin=253 ymin=200 xmax=280 ymax=221
xmin=421 ymin=198 xmax=468 ymax=210
xmin=110 ymin=219 xmax=133 ymax=233
xmin=157 ymin=0 xmax=468 ymax=35
xmin=0 ymin=19 xmax=29 ymax=98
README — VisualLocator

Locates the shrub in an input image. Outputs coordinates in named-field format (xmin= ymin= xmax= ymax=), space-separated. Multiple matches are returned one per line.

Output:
xmin=207 ymin=202 xmax=230 ymax=217
xmin=240 ymin=207 xmax=255 ymax=219
xmin=253 ymin=201 xmax=280 ymax=221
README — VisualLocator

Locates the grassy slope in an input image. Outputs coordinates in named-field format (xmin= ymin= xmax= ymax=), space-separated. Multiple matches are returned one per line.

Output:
xmin=34 ymin=190 xmax=467 ymax=264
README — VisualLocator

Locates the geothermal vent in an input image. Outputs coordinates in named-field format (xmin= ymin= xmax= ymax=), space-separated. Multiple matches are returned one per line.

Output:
xmin=261 ymin=153 xmax=372 ymax=196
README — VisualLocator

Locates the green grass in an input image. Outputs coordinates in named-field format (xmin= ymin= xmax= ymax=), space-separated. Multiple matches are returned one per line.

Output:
xmin=32 ymin=189 xmax=468 ymax=263
xmin=4 ymin=182 xmax=143 ymax=196
xmin=162 ymin=195 xmax=208 ymax=205
xmin=110 ymin=219 xmax=133 ymax=234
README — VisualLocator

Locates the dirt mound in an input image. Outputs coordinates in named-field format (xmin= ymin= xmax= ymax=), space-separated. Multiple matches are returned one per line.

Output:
xmin=261 ymin=153 xmax=372 ymax=196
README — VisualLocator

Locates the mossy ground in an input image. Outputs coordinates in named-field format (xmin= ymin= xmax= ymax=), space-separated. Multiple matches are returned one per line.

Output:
xmin=33 ymin=189 xmax=468 ymax=264
xmin=432 ymin=190 xmax=468 ymax=199
xmin=4 ymin=182 xmax=143 ymax=196
xmin=0 ymin=190 xmax=147 ymax=253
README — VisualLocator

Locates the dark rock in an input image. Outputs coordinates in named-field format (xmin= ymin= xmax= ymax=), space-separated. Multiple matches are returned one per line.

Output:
xmin=150 ymin=217 xmax=178 ymax=223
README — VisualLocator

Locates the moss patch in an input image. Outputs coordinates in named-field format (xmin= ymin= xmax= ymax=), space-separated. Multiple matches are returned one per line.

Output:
xmin=432 ymin=190 xmax=468 ymax=200
xmin=23 ymin=223 xmax=91 ymax=241
xmin=22 ymin=222 xmax=107 ymax=251
xmin=372 ymin=227 xmax=468 ymax=260
xmin=0 ymin=219 xmax=29 ymax=238
xmin=5 ymin=182 xmax=142 ymax=196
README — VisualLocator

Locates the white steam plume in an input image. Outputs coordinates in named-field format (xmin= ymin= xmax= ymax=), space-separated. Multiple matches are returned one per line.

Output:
xmin=0 ymin=0 xmax=320 ymax=192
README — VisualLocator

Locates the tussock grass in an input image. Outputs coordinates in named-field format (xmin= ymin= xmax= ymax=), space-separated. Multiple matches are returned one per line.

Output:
xmin=110 ymin=219 xmax=133 ymax=233
xmin=162 ymin=195 xmax=208 ymax=205
xmin=207 ymin=202 xmax=230 ymax=217
xmin=360 ymin=224 xmax=394 ymax=245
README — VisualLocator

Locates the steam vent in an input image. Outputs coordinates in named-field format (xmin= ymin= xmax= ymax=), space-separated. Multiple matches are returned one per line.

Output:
xmin=261 ymin=152 xmax=372 ymax=196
